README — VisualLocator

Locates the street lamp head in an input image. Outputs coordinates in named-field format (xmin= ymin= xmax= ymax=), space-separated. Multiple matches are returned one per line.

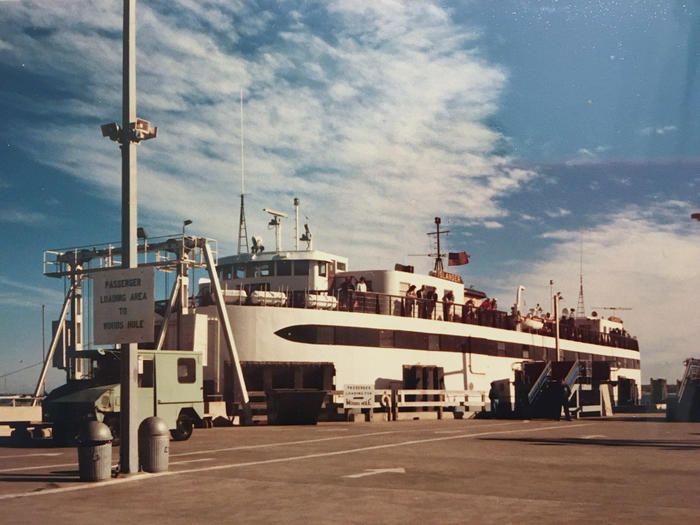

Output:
xmin=100 ymin=122 xmax=121 ymax=142
xmin=137 ymin=227 xmax=148 ymax=240
xmin=183 ymin=219 xmax=193 ymax=227
xmin=133 ymin=118 xmax=157 ymax=141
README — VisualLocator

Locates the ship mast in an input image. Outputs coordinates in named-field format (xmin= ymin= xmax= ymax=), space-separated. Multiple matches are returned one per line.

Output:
xmin=427 ymin=217 xmax=448 ymax=273
xmin=575 ymin=236 xmax=586 ymax=318
xmin=237 ymin=89 xmax=249 ymax=254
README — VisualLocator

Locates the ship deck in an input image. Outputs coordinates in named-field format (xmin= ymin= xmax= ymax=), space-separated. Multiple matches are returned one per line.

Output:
xmin=0 ymin=416 xmax=697 ymax=523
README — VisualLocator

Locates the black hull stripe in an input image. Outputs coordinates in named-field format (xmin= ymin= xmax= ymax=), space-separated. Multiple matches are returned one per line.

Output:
xmin=274 ymin=324 xmax=641 ymax=370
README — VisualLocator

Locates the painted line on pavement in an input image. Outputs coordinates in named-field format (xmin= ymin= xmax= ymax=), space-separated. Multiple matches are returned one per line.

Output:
xmin=0 ymin=452 xmax=63 ymax=460
xmin=0 ymin=422 xmax=592 ymax=501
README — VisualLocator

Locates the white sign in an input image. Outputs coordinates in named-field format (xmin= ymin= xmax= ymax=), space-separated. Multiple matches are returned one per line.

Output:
xmin=93 ymin=267 xmax=155 ymax=344
xmin=343 ymin=384 xmax=374 ymax=408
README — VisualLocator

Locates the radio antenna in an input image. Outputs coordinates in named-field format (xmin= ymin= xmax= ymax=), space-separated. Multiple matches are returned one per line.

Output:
xmin=237 ymin=88 xmax=249 ymax=254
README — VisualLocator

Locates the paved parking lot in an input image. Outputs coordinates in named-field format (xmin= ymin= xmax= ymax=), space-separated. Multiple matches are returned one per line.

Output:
xmin=0 ymin=417 xmax=698 ymax=524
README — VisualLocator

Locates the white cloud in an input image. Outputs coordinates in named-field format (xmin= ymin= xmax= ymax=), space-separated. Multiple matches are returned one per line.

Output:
xmin=0 ymin=1 xmax=537 ymax=273
xmin=640 ymin=125 xmax=677 ymax=136
xmin=503 ymin=201 xmax=700 ymax=381
xmin=544 ymin=207 xmax=571 ymax=219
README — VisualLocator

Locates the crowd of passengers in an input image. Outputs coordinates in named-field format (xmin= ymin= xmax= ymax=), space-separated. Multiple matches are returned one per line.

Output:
xmin=334 ymin=276 xmax=636 ymax=348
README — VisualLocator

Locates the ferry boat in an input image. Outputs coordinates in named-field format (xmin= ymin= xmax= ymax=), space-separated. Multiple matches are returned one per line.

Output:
xmin=192 ymin=204 xmax=641 ymax=405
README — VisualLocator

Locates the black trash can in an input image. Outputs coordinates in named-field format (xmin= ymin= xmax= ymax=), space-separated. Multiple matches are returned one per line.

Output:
xmin=266 ymin=389 xmax=326 ymax=425
xmin=77 ymin=421 xmax=113 ymax=482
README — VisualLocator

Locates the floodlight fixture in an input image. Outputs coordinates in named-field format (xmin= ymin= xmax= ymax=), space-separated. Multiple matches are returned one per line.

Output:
xmin=132 ymin=118 xmax=158 ymax=141
xmin=137 ymin=226 xmax=148 ymax=240
xmin=101 ymin=122 xmax=122 ymax=142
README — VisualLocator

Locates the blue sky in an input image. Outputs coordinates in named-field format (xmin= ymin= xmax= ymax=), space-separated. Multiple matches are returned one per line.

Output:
xmin=1 ymin=0 xmax=699 ymax=391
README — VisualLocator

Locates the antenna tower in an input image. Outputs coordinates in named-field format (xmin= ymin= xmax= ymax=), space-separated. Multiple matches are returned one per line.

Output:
xmin=575 ymin=236 xmax=585 ymax=318
xmin=237 ymin=89 xmax=249 ymax=254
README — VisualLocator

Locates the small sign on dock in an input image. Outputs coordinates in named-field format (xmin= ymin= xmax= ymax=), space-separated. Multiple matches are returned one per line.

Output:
xmin=343 ymin=384 xmax=374 ymax=408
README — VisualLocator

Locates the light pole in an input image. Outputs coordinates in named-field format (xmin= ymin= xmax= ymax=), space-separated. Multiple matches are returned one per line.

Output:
xmin=553 ymin=292 xmax=563 ymax=362
xmin=100 ymin=0 xmax=157 ymax=475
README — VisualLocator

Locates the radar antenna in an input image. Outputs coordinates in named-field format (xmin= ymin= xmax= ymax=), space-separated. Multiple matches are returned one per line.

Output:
xmin=237 ymin=89 xmax=249 ymax=255
xmin=264 ymin=208 xmax=288 ymax=252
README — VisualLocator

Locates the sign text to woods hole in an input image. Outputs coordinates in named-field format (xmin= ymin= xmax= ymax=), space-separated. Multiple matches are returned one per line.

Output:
xmin=93 ymin=267 xmax=155 ymax=344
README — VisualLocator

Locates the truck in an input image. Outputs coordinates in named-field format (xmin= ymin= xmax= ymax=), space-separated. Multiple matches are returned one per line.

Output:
xmin=42 ymin=350 xmax=205 ymax=444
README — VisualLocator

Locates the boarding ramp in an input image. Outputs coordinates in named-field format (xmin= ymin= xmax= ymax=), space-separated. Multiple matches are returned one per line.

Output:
xmin=668 ymin=358 xmax=700 ymax=422
xmin=520 ymin=361 xmax=585 ymax=419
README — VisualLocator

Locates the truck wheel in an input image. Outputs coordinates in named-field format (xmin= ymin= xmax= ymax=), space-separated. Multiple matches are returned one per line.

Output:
xmin=170 ymin=415 xmax=193 ymax=441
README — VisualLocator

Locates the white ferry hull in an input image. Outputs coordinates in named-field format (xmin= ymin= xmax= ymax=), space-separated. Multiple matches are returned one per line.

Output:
xmin=199 ymin=305 xmax=641 ymax=397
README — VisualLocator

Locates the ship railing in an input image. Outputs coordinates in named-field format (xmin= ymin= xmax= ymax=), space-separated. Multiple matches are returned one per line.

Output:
xmin=233 ymin=286 xmax=639 ymax=352
xmin=0 ymin=395 xmax=42 ymax=407
xmin=241 ymin=389 xmax=486 ymax=422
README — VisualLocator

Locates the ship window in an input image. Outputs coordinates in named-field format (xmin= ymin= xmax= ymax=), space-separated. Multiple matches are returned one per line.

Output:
xmin=337 ymin=262 xmax=346 ymax=271
xmin=177 ymin=358 xmax=196 ymax=384
xmin=294 ymin=260 xmax=310 ymax=276
xmin=379 ymin=330 xmax=394 ymax=347
xmin=318 ymin=262 xmax=327 ymax=277
xmin=139 ymin=359 xmax=154 ymax=388
xmin=316 ymin=325 xmax=334 ymax=344
xmin=234 ymin=265 xmax=246 ymax=279
xmin=522 ymin=345 xmax=529 ymax=359
xmin=497 ymin=342 xmax=506 ymax=357
xmin=277 ymin=260 xmax=292 ymax=276
xmin=395 ymin=331 xmax=428 ymax=350
xmin=220 ymin=264 xmax=233 ymax=280
xmin=248 ymin=262 xmax=272 ymax=278
xmin=428 ymin=334 xmax=440 ymax=351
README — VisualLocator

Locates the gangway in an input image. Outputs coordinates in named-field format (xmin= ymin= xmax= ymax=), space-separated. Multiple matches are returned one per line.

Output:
xmin=520 ymin=361 xmax=587 ymax=419
xmin=667 ymin=358 xmax=700 ymax=422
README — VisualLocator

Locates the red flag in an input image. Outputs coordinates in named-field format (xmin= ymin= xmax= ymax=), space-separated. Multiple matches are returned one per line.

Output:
xmin=448 ymin=251 xmax=469 ymax=266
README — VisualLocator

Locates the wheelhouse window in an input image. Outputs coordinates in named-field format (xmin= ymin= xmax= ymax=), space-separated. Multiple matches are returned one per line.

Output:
xmin=337 ymin=262 xmax=346 ymax=271
xmin=234 ymin=264 xmax=246 ymax=279
xmin=247 ymin=262 xmax=273 ymax=278
xmin=220 ymin=264 xmax=233 ymax=280
xmin=294 ymin=260 xmax=309 ymax=276
xmin=277 ymin=260 xmax=292 ymax=276
xmin=318 ymin=262 xmax=327 ymax=277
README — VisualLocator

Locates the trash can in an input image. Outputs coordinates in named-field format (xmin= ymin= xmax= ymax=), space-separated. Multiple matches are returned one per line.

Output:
xmin=266 ymin=389 xmax=327 ymax=425
xmin=138 ymin=417 xmax=169 ymax=473
xmin=77 ymin=421 xmax=113 ymax=482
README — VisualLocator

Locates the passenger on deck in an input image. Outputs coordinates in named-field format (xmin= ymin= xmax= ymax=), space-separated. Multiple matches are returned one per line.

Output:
xmin=417 ymin=285 xmax=427 ymax=318
xmin=442 ymin=290 xmax=454 ymax=321
xmin=339 ymin=277 xmax=354 ymax=311
xmin=356 ymin=276 xmax=368 ymax=293
xmin=426 ymin=291 xmax=438 ymax=319
xmin=405 ymin=285 xmax=417 ymax=317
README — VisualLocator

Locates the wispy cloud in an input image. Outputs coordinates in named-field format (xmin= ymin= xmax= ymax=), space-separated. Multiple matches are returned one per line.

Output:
xmin=0 ymin=275 xmax=63 ymax=308
xmin=0 ymin=207 xmax=46 ymax=225
xmin=544 ymin=208 xmax=571 ymax=219
xmin=0 ymin=1 xmax=537 ymax=271
xmin=640 ymin=125 xmax=677 ymax=136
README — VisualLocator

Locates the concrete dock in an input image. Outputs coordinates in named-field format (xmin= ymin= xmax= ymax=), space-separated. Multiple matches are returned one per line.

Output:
xmin=0 ymin=417 xmax=698 ymax=523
